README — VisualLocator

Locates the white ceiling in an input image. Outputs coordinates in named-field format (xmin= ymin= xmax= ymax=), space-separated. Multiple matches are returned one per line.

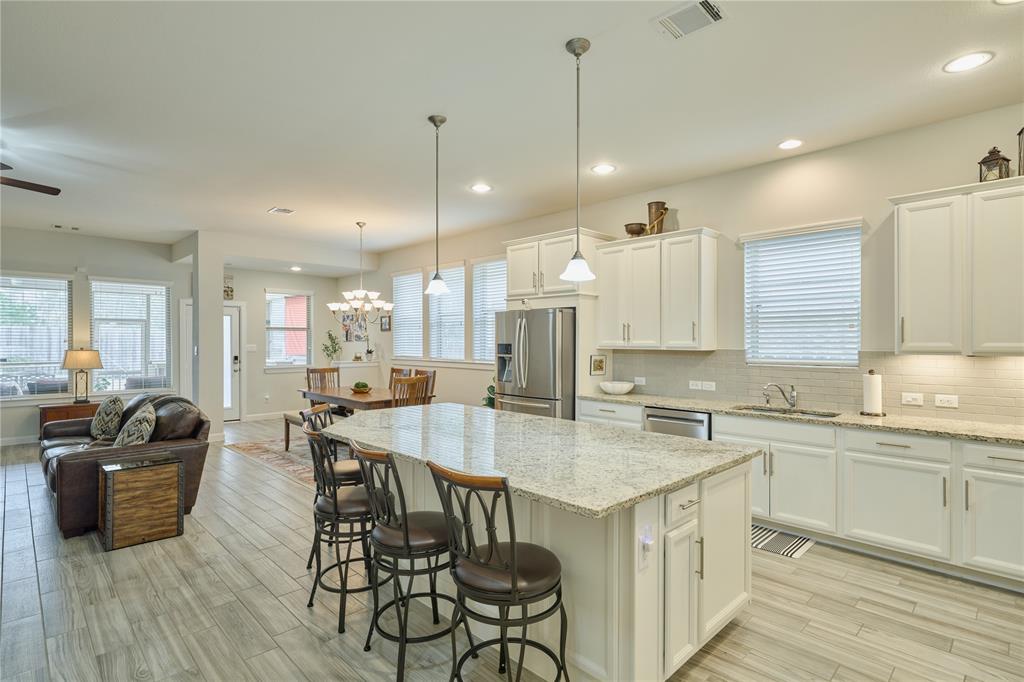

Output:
xmin=2 ymin=1 xmax=1022 ymax=254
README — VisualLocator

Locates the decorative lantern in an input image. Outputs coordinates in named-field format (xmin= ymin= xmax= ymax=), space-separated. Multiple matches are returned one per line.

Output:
xmin=978 ymin=146 xmax=1010 ymax=182
xmin=1017 ymin=127 xmax=1023 ymax=177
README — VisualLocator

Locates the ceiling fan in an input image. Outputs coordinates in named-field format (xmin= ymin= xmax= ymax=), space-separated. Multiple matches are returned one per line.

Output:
xmin=0 ymin=162 xmax=61 ymax=196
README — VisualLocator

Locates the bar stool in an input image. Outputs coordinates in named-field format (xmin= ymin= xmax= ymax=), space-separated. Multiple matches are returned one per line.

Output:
xmin=303 ymin=425 xmax=377 ymax=634
xmin=301 ymin=404 xmax=363 ymax=571
xmin=427 ymin=461 xmax=570 ymax=682
xmin=351 ymin=442 xmax=477 ymax=681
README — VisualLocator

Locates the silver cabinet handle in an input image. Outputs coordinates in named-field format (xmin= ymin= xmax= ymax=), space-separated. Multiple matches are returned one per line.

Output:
xmin=532 ymin=272 xmax=537 ymax=289
xmin=692 ymin=321 xmax=697 ymax=342
xmin=540 ymin=271 xmax=545 ymax=288
xmin=598 ymin=408 xmax=616 ymax=414
xmin=627 ymin=322 xmax=631 ymax=343
xmin=942 ymin=476 xmax=948 ymax=508
xmin=964 ymin=480 xmax=970 ymax=511
xmin=988 ymin=455 xmax=1024 ymax=464
xmin=769 ymin=451 xmax=774 ymax=476
xmin=876 ymin=442 xmax=911 ymax=449
xmin=678 ymin=498 xmax=700 ymax=510
xmin=762 ymin=453 xmax=768 ymax=476
xmin=696 ymin=537 xmax=705 ymax=579
xmin=900 ymin=316 xmax=905 ymax=344
xmin=622 ymin=323 xmax=626 ymax=343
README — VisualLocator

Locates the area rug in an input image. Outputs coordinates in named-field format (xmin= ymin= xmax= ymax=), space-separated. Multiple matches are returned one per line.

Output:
xmin=751 ymin=524 xmax=815 ymax=558
xmin=224 ymin=439 xmax=316 ymax=487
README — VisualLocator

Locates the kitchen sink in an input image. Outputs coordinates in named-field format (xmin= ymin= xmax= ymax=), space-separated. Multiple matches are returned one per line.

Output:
xmin=731 ymin=405 xmax=840 ymax=418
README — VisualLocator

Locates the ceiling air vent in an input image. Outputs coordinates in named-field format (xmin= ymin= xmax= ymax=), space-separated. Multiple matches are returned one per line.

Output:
xmin=652 ymin=1 xmax=724 ymax=40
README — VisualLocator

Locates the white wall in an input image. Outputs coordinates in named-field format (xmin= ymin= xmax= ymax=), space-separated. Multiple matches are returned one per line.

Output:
xmin=340 ymin=103 xmax=1023 ymax=403
xmin=0 ymin=228 xmax=193 ymax=442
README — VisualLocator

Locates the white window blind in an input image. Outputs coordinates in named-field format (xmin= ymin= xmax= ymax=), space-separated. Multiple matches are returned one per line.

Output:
xmin=0 ymin=275 xmax=72 ymax=397
xmin=744 ymin=226 xmax=861 ymax=366
xmin=472 ymin=259 xmax=507 ymax=362
xmin=392 ymin=272 xmax=424 ymax=358
xmin=428 ymin=265 xmax=465 ymax=360
xmin=265 ymin=290 xmax=312 ymax=368
xmin=91 ymin=279 xmax=171 ymax=390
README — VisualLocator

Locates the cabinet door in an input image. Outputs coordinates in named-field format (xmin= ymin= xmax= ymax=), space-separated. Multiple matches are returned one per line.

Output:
xmin=769 ymin=443 xmax=836 ymax=533
xmin=626 ymin=241 xmax=661 ymax=347
xmin=968 ymin=185 xmax=1024 ymax=354
xmin=842 ymin=451 xmax=950 ymax=560
xmin=661 ymin=235 xmax=700 ymax=348
xmin=506 ymin=243 xmax=539 ymax=298
xmin=961 ymin=467 xmax=1024 ymax=579
xmin=698 ymin=466 xmax=750 ymax=642
xmin=538 ymin=235 xmax=577 ymax=295
xmin=897 ymin=196 xmax=964 ymax=352
xmin=714 ymin=433 xmax=769 ymax=518
xmin=596 ymin=246 xmax=627 ymax=347
xmin=664 ymin=518 xmax=699 ymax=676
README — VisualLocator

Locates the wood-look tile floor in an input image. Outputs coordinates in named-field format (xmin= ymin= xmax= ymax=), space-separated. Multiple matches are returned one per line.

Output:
xmin=1 ymin=418 xmax=1021 ymax=682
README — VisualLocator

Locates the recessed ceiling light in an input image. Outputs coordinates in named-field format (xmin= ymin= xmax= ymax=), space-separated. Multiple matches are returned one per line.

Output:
xmin=943 ymin=51 xmax=994 ymax=73
xmin=591 ymin=163 xmax=616 ymax=175
xmin=778 ymin=139 xmax=803 ymax=150
xmin=470 ymin=183 xmax=492 ymax=193
xmin=289 ymin=266 xmax=302 ymax=272
xmin=267 ymin=206 xmax=295 ymax=215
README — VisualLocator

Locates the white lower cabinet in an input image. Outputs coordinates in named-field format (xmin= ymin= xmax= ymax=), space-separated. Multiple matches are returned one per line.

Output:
xmin=769 ymin=443 xmax=837 ymax=533
xmin=960 ymin=443 xmax=1024 ymax=580
xmin=714 ymin=434 xmax=769 ymax=517
xmin=663 ymin=518 xmax=699 ymax=675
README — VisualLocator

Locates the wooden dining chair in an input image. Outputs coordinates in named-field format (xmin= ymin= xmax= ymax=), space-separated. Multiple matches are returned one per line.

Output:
xmin=388 ymin=367 xmax=410 ymax=391
xmin=285 ymin=367 xmax=342 ymax=451
xmin=388 ymin=368 xmax=436 ymax=403
xmin=391 ymin=374 xmax=430 ymax=408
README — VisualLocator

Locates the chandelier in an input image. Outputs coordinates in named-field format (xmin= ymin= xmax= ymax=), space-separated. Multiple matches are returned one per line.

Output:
xmin=327 ymin=221 xmax=393 ymax=323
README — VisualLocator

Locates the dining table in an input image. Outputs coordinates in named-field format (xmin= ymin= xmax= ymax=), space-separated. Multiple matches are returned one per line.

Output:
xmin=297 ymin=386 xmax=432 ymax=412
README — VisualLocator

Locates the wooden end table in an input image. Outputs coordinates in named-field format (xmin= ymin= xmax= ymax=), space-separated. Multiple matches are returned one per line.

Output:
xmin=98 ymin=455 xmax=184 ymax=551
xmin=39 ymin=401 xmax=100 ymax=437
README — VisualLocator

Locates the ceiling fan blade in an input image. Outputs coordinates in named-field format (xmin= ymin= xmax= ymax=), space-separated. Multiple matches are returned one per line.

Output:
xmin=0 ymin=176 xmax=61 ymax=195
xmin=0 ymin=162 xmax=11 ymax=171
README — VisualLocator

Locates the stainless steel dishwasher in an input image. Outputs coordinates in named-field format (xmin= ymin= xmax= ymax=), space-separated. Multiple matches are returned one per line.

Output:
xmin=643 ymin=407 xmax=711 ymax=440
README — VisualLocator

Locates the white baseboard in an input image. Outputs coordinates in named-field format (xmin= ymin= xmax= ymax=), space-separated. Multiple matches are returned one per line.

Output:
xmin=209 ymin=431 xmax=225 ymax=443
xmin=243 ymin=411 xmax=284 ymax=422
xmin=1 ymin=434 xmax=40 ymax=446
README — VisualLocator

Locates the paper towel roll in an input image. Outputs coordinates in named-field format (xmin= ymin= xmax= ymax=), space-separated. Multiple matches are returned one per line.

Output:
xmin=862 ymin=370 xmax=883 ymax=416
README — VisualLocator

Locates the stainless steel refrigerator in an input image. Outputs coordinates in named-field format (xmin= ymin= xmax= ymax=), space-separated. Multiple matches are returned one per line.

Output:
xmin=494 ymin=307 xmax=575 ymax=420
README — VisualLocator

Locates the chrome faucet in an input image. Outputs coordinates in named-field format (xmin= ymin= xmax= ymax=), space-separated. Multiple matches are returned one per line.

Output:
xmin=763 ymin=383 xmax=798 ymax=408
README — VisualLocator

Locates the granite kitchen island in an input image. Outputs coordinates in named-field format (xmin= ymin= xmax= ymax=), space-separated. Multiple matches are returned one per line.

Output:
xmin=323 ymin=403 xmax=761 ymax=681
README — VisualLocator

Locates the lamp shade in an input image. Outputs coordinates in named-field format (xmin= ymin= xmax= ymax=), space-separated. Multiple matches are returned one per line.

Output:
xmin=62 ymin=349 xmax=103 ymax=370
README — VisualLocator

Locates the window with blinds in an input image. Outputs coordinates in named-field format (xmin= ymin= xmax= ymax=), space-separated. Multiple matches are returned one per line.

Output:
xmin=392 ymin=271 xmax=424 ymax=358
xmin=90 ymin=279 xmax=171 ymax=391
xmin=472 ymin=259 xmax=507 ymax=362
xmin=0 ymin=275 xmax=72 ymax=397
xmin=265 ymin=290 xmax=312 ymax=368
xmin=744 ymin=225 xmax=861 ymax=366
xmin=428 ymin=265 xmax=465 ymax=360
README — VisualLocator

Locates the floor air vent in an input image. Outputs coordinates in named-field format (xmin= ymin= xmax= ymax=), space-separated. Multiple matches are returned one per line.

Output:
xmin=653 ymin=1 xmax=725 ymax=40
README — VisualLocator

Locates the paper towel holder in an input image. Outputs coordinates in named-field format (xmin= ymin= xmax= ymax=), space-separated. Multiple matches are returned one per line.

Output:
xmin=860 ymin=369 xmax=887 ymax=417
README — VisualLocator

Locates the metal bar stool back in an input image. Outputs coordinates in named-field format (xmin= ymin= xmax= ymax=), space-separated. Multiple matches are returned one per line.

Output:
xmin=427 ymin=460 xmax=569 ymax=682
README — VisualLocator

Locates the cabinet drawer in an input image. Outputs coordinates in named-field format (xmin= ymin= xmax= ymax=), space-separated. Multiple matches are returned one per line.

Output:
xmin=578 ymin=400 xmax=642 ymax=425
xmin=715 ymin=415 xmax=834 ymax=448
xmin=665 ymin=483 xmax=700 ymax=528
xmin=844 ymin=429 xmax=951 ymax=462
xmin=962 ymin=442 xmax=1024 ymax=473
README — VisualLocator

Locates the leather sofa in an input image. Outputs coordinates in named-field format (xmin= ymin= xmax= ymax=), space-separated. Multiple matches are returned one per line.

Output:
xmin=39 ymin=393 xmax=210 ymax=538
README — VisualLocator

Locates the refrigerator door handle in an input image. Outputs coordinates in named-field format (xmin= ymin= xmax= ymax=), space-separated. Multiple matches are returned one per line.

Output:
xmin=521 ymin=315 xmax=529 ymax=388
xmin=514 ymin=316 xmax=524 ymax=388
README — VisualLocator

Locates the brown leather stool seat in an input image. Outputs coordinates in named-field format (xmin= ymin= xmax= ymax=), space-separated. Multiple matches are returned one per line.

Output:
xmin=453 ymin=542 xmax=561 ymax=598
xmin=370 ymin=511 xmax=449 ymax=552
xmin=332 ymin=458 xmax=362 ymax=482
xmin=314 ymin=486 xmax=371 ymax=516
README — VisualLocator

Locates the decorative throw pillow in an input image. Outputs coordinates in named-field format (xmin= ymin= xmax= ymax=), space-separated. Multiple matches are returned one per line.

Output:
xmin=90 ymin=395 xmax=124 ymax=440
xmin=113 ymin=403 xmax=156 ymax=447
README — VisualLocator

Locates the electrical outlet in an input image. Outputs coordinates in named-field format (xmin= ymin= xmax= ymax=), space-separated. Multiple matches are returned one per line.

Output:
xmin=702 ymin=381 xmax=716 ymax=391
xmin=935 ymin=394 xmax=959 ymax=409
xmin=902 ymin=392 xmax=924 ymax=406
xmin=263 ymin=394 xmax=270 ymax=403
xmin=634 ymin=376 xmax=646 ymax=386
xmin=689 ymin=380 xmax=702 ymax=390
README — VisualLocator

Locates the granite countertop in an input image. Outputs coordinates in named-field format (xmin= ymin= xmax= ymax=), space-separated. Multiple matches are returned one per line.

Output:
xmin=580 ymin=393 xmax=1024 ymax=447
xmin=322 ymin=403 xmax=761 ymax=519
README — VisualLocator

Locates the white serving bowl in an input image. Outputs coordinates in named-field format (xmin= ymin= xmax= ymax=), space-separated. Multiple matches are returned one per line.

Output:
xmin=599 ymin=381 xmax=635 ymax=395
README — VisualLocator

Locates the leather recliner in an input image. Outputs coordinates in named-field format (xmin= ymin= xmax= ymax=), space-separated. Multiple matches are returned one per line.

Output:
xmin=39 ymin=393 xmax=210 ymax=538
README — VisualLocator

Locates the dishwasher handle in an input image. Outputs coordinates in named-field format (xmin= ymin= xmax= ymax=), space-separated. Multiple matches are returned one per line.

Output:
xmin=645 ymin=415 xmax=708 ymax=426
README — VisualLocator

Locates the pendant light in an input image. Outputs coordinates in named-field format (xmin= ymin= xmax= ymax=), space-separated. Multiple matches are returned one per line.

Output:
xmin=560 ymin=37 xmax=596 ymax=283
xmin=425 ymin=114 xmax=450 ymax=296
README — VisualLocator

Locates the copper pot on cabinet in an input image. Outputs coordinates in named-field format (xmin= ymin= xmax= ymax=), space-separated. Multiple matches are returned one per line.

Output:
xmin=647 ymin=201 xmax=668 ymax=234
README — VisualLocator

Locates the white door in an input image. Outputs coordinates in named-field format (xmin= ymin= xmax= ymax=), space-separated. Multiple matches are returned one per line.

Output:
xmin=223 ymin=306 xmax=241 ymax=421
xmin=626 ymin=241 xmax=662 ymax=347
xmin=663 ymin=517 xmax=699 ymax=676
xmin=596 ymin=246 xmax=627 ymax=348
xmin=961 ymin=466 xmax=1024 ymax=579
xmin=698 ymin=466 xmax=751 ymax=642
xmin=506 ymin=242 xmax=539 ymax=298
xmin=968 ymin=185 xmax=1024 ymax=354
xmin=662 ymin=235 xmax=700 ymax=349
xmin=842 ymin=451 xmax=951 ymax=560
xmin=715 ymin=433 xmax=770 ymax=518
xmin=538 ymin=235 xmax=577 ymax=295
xmin=769 ymin=443 xmax=836 ymax=533
xmin=897 ymin=196 xmax=965 ymax=352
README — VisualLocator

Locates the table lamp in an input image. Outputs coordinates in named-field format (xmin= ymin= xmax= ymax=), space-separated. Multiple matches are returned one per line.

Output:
xmin=62 ymin=349 xmax=103 ymax=403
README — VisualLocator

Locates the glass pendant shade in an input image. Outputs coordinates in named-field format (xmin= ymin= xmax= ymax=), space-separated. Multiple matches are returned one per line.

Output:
xmin=383 ymin=302 xmax=395 ymax=311
xmin=425 ymin=272 xmax=449 ymax=296
xmin=352 ymin=289 xmax=367 ymax=299
xmin=327 ymin=302 xmax=342 ymax=312
xmin=560 ymin=250 xmax=596 ymax=282
xmin=342 ymin=291 xmax=354 ymax=301
xmin=339 ymin=302 xmax=351 ymax=311
xmin=367 ymin=291 xmax=380 ymax=300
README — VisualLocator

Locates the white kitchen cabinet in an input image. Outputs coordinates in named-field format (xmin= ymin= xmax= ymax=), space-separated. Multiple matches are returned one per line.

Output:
xmin=769 ymin=443 xmax=837 ymax=533
xmin=960 ymin=442 xmax=1024 ymax=580
xmin=576 ymin=399 xmax=643 ymax=429
xmin=713 ymin=433 xmax=769 ymax=518
xmin=697 ymin=465 xmax=751 ymax=642
xmin=967 ymin=184 xmax=1024 ymax=354
xmin=596 ymin=240 xmax=661 ymax=348
xmin=596 ymin=245 xmax=628 ymax=347
xmin=506 ymin=242 xmax=539 ymax=297
xmin=663 ymin=517 xmax=699 ymax=676
xmin=537 ymin=234 xmax=577 ymax=295
xmin=842 ymin=451 xmax=951 ymax=560
xmin=503 ymin=228 xmax=612 ymax=300
xmin=661 ymin=233 xmax=717 ymax=350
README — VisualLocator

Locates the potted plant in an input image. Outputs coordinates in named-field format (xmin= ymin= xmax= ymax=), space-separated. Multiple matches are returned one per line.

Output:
xmin=322 ymin=330 xmax=342 ymax=363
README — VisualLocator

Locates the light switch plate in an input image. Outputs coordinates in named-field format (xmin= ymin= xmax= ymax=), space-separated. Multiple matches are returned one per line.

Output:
xmin=634 ymin=376 xmax=647 ymax=386
xmin=902 ymin=392 xmax=924 ymax=406
xmin=935 ymin=394 xmax=959 ymax=408
xmin=702 ymin=381 xmax=716 ymax=391
xmin=689 ymin=380 xmax=702 ymax=390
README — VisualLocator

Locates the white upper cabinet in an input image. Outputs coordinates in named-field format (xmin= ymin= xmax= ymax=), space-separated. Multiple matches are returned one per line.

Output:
xmin=596 ymin=228 xmax=718 ymax=351
xmin=537 ymin=235 xmax=577 ymax=296
xmin=503 ymin=229 xmax=611 ymax=300
xmin=892 ymin=176 xmax=1024 ymax=355
xmin=506 ymin=242 xmax=540 ymax=297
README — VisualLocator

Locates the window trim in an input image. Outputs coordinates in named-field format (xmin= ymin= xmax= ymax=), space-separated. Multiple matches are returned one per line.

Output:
xmin=264 ymin=288 xmax=314 ymax=369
